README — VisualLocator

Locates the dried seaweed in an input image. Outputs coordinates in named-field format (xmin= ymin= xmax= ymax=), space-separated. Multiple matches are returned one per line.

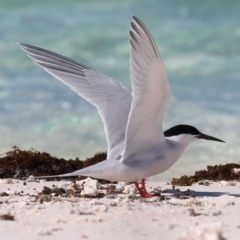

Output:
xmin=0 ymin=213 xmax=14 ymax=221
xmin=0 ymin=146 xmax=107 ymax=182
xmin=172 ymin=163 xmax=240 ymax=186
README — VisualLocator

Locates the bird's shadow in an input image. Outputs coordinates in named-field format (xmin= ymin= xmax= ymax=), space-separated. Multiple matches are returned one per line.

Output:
xmin=192 ymin=191 xmax=240 ymax=197
xmin=162 ymin=189 xmax=240 ymax=197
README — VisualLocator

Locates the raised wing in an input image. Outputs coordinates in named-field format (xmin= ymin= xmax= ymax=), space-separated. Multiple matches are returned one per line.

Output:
xmin=19 ymin=43 xmax=132 ymax=157
xmin=121 ymin=16 xmax=169 ymax=162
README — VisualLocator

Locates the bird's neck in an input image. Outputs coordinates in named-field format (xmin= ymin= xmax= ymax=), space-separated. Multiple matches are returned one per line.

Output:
xmin=165 ymin=134 xmax=196 ymax=148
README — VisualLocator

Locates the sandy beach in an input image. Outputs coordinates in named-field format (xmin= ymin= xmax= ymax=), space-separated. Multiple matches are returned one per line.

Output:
xmin=0 ymin=178 xmax=239 ymax=240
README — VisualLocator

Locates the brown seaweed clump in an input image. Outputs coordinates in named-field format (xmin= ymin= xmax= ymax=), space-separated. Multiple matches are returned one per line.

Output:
xmin=0 ymin=146 xmax=107 ymax=181
xmin=0 ymin=213 xmax=14 ymax=221
xmin=172 ymin=163 xmax=240 ymax=186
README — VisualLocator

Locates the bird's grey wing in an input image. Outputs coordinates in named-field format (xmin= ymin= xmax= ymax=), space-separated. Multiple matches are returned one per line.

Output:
xmin=121 ymin=16 xmax=169 ymax=162
xmin=19 ymin=43 xmax=132 ymax=157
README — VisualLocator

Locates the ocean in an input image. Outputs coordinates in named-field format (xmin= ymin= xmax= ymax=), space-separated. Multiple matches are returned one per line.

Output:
xmin=0 ymin=0 xmax=240 ymax=180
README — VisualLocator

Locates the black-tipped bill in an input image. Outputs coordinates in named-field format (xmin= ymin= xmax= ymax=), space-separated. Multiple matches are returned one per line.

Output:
xmin=196 ymin=134 xmax=225 ymax=143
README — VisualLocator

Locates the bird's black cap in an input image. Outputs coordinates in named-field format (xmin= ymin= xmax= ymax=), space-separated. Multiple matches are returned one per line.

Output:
xmin=164 ymin=125 xmax=201 ymax=137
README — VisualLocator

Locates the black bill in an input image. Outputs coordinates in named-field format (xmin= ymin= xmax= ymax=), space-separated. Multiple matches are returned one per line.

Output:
xmin=197 ymin=134 xmax=225 ymax=143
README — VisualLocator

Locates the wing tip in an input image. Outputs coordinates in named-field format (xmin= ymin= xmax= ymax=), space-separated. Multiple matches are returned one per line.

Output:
xmin=18 ymin=42 xmax=31 ymax=48
xmin=131 ymin=15 xmax=142 ymax=26
xmin=131 ymin=15 xmax=137 ymax=21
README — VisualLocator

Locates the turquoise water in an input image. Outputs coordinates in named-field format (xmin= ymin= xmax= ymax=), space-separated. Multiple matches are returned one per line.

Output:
xmin=0 ymin=0 xmax=240 ymax=180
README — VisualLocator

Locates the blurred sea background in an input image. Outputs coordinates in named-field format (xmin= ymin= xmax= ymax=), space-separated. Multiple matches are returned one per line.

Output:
xmin=0 ymin=0 xmax=240 ymax=180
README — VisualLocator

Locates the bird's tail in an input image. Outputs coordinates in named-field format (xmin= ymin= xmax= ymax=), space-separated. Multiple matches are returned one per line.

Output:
xmin=33 ymin=169 xmax=86 ymax=179
xmin=33 ymin=158 xmax=114 ymax=179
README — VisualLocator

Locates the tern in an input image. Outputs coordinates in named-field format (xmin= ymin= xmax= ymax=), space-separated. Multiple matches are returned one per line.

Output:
xmin=19 ymin=15 xmax=224 ymax=198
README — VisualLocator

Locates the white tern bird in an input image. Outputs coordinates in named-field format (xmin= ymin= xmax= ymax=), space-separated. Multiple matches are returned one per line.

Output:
xmin=19 ymin=15 xmax=224 ymax=198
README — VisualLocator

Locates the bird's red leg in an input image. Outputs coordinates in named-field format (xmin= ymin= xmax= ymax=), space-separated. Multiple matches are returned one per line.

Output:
xmin=141 ymin=179 xmax=154 ymax=198
xmin=134 ymin=182 xmax=142 ymax=194
xmin=134 ymin=179 xmax=154 ymax=198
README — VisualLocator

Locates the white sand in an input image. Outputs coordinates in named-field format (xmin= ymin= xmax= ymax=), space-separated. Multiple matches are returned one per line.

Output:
xmin=0 ymin=178 xmax=239 ymax=240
